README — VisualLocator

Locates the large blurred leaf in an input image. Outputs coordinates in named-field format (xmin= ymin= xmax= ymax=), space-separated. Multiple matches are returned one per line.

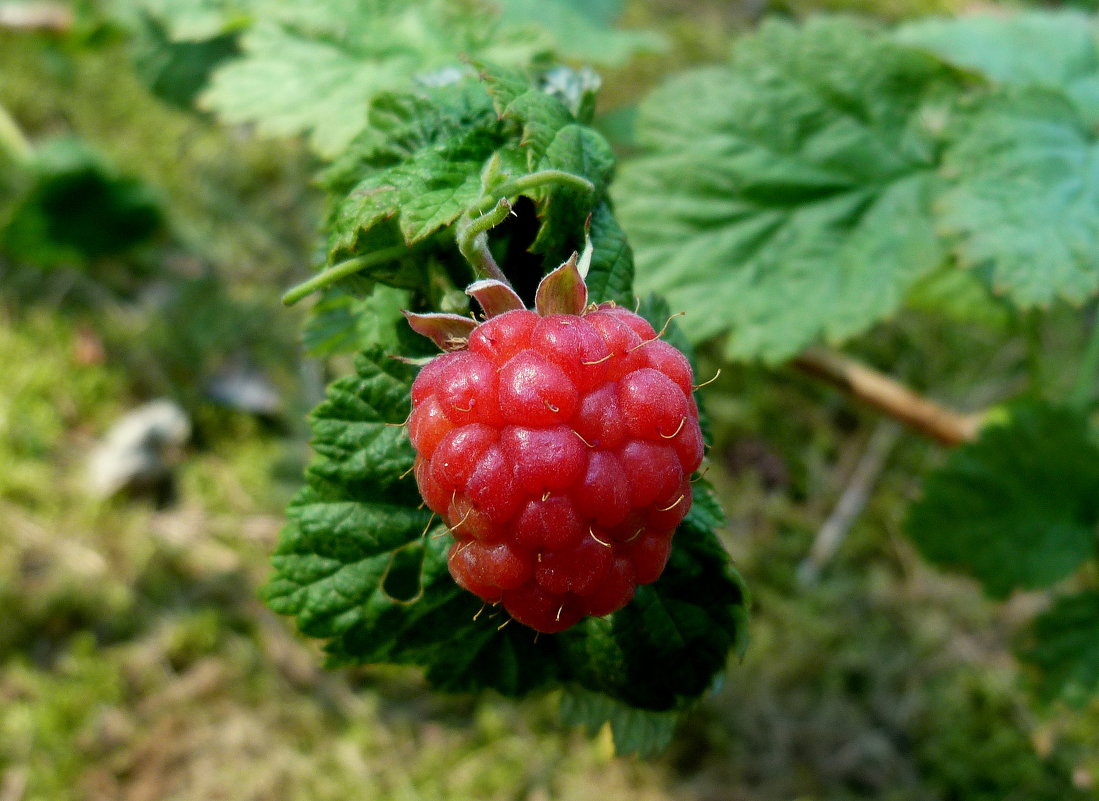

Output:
xmin=199 ymin=0 xmax=539 ymax=158
xmin=113 ymin=0 xmax=253 ymax=40
xmin=896 ymin=11 xmax=1099 ymax=124
xmin=936 ymin=88 xmax=1099 ymax=307
xmin=1 ymin=137 xmax=162 ymax=267
xmin=122 ymin=0 xmax=661 ymax=146
xmin=559 ymin=687 xmax=680 ymax=758
xmin=616 ymin=18 xmax=954 ymax=362
xmin=1023 ymin=592 xmax=1099 ymax=706
xmin=903 ymin=263 xmax=1011 ymax=329
xmin=905 ymin=403 xmax=1099 ymax=598
xmin=266 ymin=350 xmax=749 ymax=717
xmin=130 ymin=13 xmax=240 ymax=108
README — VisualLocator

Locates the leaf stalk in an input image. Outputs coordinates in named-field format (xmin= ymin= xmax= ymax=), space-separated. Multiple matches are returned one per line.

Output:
xmin=456 ymin=198 xmax=512 ymax=284
xmin=472 ymin=169 xmax=595 ymax=216
xmin=282 ymin=243 xmax=415 ymax=306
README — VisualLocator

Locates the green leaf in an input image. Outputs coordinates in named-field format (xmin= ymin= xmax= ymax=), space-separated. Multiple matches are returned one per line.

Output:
xmin=479 ymin=70 xmax=619 ymax=272
xmin=1022 ymin=592 xmax=1099 ymax=706
xmin=301 ymin=286 xmax=409 ymax=357
xmin=583 ymin=202 xmax=635 ymax=307
xmin=559 ymin=687 xmax=680 ymax=758
xmin=198 ymin=0 xmax=543 ymax=158
xmin=325 ymin=80 xmax=507 ymax=264
xmin=903 ymin=264 xmax=1011 ymax=329
xmin=265 ymin=351 xmax=432 ymax=636
xmin=905 ymin=402 xmax=1099 ymax=598
xmin=529 ymin=123 xmax=614 ymax=259
xmin=202 ymin=19 xmax=404 ymax=158
xmin=325 ymin=68 xmax=621 ymax=297
xmin=616 ymin=18 xmax=953 ymax=362
xmin=130 ymin=13 xmax=240 ymax=108
xmin=895 ymin=11 xmax=1099 ymax=124
xmin=116 ymin=0 xmax=253 ymax=41
xmin=1 ymin=137 xmax=163 ymax=266
xmin=558 ymin=478 xmax=750 ymax=711
xmin=395 ymin=129 xmax=500 ymax=243
xmin=497 ymin=88 xmax=576 ymax=170
xmin=936 ymin=87 xmax=1099 ymax=308
xmin=266 ymin=349 xmax=749 ymax=722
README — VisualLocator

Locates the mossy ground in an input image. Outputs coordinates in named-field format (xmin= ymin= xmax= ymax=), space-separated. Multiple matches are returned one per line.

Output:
xmin=2 ymin=3 xmax=1098 ymax=800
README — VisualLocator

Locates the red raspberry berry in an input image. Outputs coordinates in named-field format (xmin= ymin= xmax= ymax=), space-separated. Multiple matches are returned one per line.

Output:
xmin=404 ymin=262 xmax=703 ymax=633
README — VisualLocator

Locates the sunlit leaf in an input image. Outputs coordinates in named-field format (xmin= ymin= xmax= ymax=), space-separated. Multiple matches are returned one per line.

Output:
xmin=617 ymin=18 xmax=955 ymax=362
xmin=936 ymin=88 xmax=1099 ymax=307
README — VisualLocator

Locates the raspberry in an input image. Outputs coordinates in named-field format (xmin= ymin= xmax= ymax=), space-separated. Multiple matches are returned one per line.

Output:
xmin=405 ymin=261 xmax=703 ymax=633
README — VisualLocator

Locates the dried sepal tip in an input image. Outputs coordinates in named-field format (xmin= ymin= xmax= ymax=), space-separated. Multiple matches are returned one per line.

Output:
xmin=402 ymin=311 xmax=477 ymax=352
xmin=534 ymin=252 xmax=587 ymax=317
xmin=466 ymin=279 xmax=526 ymax=319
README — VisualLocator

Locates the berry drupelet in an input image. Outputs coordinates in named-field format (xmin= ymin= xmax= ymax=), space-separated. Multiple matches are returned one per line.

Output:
xmin=405 ymin=258 xmax=703 ymax=633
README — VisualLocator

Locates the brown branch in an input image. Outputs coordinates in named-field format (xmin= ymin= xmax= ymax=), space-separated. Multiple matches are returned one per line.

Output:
xmin=791 ymin=346 xmax=982 ymax=447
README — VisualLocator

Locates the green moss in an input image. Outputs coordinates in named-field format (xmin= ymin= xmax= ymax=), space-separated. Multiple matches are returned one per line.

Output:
xmin=917 ymin=670 xmax=1087 ymax=801
xmin=0 ymin=634 xmax=126 ymax=801
xmin=0 ymin=311 xmax=128 ymax=488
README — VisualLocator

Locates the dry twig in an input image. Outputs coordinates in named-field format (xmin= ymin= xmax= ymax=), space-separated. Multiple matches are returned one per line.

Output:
xmin=798 ymin=421 xmax=902 ymax=585
xmin=792 ymin=346 xmax=982 ymax=446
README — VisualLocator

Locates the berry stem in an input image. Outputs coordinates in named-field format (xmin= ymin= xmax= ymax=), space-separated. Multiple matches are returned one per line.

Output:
xmin=281 ymin=243 xmax=418 ymax=306
xmin=791 ymin=346 xmax=982 ymax=447
xmin=471 ymin=169 xmax=595 ymax=217
xmin=456 ymin=198 xmax=512 ymax=285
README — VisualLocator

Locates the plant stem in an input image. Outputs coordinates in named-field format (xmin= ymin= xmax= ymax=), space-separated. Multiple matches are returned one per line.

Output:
xmin=0 ymin=102 xmax=32 ymax=165
xmin=456 ymin=198 xmax=512 ymax=284
xmin=798 ymin=420 xmax=901 ymax=585
xmin=792 ymin=346 xmax=983 ymax=447
xmin=281 ymin=244 xmax=414 ymax=306
xmin=1070 ymin=307 xmax=1099 ymax=409
xmin=471 ymin=169 xmax=595 ymax=216
xmin=455 ymin=169 xmax=594 ymax=285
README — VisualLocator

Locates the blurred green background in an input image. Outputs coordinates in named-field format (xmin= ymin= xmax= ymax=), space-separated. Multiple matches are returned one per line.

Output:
xmin=3 ymin=1 xmax=1099 ymax=799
